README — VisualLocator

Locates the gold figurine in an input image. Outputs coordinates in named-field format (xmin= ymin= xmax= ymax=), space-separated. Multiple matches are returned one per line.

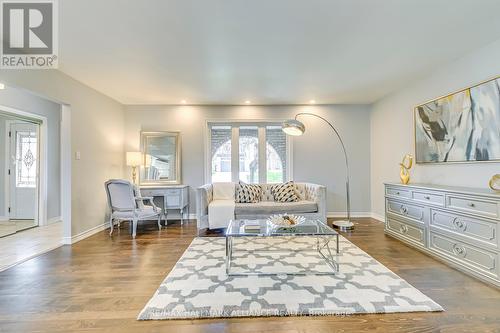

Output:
xmin=399 ymin=154 xmax=413 ymax=185
xmin=489 ymin=174 xmax=500 ymax=191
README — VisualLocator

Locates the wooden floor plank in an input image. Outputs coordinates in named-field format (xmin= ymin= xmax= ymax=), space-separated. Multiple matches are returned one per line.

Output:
xmin=0 ymin=218 xmax=499 ymax=333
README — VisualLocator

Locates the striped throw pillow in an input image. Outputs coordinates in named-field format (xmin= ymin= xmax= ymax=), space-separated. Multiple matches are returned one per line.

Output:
xmin=236 ymin=181 xmax=262 ymax=203
xmin=271 ymin=181 xmax=299 ymax=202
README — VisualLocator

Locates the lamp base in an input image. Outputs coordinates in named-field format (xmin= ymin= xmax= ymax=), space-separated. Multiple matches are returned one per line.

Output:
xmin=332 ymin=219 xmax=354 ymax=231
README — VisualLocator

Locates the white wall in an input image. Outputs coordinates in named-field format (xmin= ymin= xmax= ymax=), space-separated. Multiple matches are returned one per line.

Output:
xmin=124 ymin=104 xmax=371 ymax=216
xmin=0 ymin=70 xmax=125 ymax=236
xmin=370 ymin=38 xmax=500 ymax=217
xmin=0 ymin=87 xmax=62 ymax=220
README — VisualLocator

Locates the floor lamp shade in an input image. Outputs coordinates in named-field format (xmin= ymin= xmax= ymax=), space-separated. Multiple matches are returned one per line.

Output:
xmin=282 ymin=119 xmax=306 ymax=136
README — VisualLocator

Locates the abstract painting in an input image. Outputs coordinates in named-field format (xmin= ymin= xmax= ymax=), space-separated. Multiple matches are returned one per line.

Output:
xmin=415 ymin=77 xmax=500 ymax=163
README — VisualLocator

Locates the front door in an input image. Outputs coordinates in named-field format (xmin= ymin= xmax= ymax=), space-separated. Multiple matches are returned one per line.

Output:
xmin=8 ymin=122 xmax=39 ymax=220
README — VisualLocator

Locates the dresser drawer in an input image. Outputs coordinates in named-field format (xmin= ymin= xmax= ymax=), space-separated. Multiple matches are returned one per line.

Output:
xmin=446 ymin=195 xmax=498 ymax=219
xmin=429 ymin=232 xmax=498 ymax=277
xmin=165 ymin=189 xmax=181 ymax=196
xmin=430 ymin=209 xmax=497 ymax=248
xmin=386 ymin=218 xmax=425 ymax=246
xmin=413 ymin=190 xmax=445 ymax=206
xmin=165 ymin=190 xmax=181 ymax=207
xmin=386 ymin=187 xmax=411 ymax=199
xmin=140 ymin=189 xmax=158 ymax=197
xmin=386 ymin=199 xmax=425 ymax=223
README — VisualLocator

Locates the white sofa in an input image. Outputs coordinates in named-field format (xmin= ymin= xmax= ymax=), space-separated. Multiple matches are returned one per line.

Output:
xmin=196 ymin=182 xmax=327 ymax=230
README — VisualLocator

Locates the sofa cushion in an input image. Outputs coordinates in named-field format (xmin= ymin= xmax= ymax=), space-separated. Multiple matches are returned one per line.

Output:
xmin=235 ymin=200 xmax=318 ymax=215
xmin=236 ymin=181 xmax=262 ymax=203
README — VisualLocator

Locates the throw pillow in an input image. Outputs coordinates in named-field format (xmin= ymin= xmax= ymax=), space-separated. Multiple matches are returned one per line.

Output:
xmin=236 ymin=181 xmax=262 ymax=203
xmin=271 ymin=181 xmax=299 ymax=202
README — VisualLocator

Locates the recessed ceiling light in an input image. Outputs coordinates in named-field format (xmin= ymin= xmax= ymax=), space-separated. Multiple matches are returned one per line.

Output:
xmin=309 ymin=100 xmax=316 ymax=104
xmin=0 ymin=83 xmax=5 ymax=90
xmin=180 ymin=100 xmax=187 ymax=104
xmin=245 ymin=100 xmax=251 ymax=104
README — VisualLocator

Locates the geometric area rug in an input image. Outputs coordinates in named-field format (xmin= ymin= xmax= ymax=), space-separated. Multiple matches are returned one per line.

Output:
xmin=138 ymin=236 xmax=443 ymax=320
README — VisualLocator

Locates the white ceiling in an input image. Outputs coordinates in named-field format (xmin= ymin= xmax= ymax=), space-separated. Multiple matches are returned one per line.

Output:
xmin=59 ymin=0 xmax=500 ymax=105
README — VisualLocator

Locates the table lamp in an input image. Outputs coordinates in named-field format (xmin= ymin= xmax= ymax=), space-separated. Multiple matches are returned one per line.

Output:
xmin=126 ymin=152 xmax=142 ymax=184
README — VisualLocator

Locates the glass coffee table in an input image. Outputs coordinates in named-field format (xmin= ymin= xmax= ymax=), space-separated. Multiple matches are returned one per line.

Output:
xmin=225 ymin=219 xmax=340 ymax=276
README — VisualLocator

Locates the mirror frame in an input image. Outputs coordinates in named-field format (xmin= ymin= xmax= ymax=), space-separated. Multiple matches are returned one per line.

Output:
xmin=139 ymin=131 xmax=182 ymax=186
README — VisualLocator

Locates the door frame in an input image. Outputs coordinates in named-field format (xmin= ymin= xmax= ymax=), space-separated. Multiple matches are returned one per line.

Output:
xmin=1 ymin=106 xmax=48 ymax=226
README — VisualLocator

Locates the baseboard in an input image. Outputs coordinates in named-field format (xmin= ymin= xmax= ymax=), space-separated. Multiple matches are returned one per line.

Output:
xmin=0 ymin=215 xmax=8 ymax=222
xmin=62 ymin=222 xmax=108 ymax=245
xmin=47 ymin=216 xmax=62 ymax=225
xmin=327 ymin=212 xmax=373 ymax=218
xmin=327 ymin=211 xmax=385 ymax=222
xmin=370 ymin=212 xmax=385 ymax=222
xmin=63 ymin=214 xmax=198 ymax=245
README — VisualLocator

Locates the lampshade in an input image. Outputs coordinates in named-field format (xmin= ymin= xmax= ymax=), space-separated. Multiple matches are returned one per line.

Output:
xmin=282 ymin=119 xmax=305 ymax=136
xmin=126 ymin=152 xmax=142 ymax=166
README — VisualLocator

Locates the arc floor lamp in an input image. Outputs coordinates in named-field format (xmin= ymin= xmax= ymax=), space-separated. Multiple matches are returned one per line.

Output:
xmin=282 ymin=113 xmax=354 ymax=231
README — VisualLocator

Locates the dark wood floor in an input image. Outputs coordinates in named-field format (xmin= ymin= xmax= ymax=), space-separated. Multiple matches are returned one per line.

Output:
xmin=0 ymin=218 xmax=499 ymax=333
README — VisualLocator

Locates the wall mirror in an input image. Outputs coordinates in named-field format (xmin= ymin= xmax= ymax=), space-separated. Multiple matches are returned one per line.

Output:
xmin=140 ymin=131 xmax=181 ymax=185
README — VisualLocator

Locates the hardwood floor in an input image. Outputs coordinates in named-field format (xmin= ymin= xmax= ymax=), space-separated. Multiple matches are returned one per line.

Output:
xmin=0 ymin=222 xmax=62 ymax=272
xmin=0 ymin=218 xmax=499 ymax=332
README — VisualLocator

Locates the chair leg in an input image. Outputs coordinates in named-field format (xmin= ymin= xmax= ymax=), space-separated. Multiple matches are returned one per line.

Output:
xmin=132 ymin=218 xmax=138 ymax=238
xmin=109 ymin=216 xmax=114 ymax=236
xmin=157 ymin=214 xmax=162 ymax=230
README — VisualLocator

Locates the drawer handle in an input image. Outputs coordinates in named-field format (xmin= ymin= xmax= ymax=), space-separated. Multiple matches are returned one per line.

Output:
xmin=452 ymin=218 xmax=467 ymax=231
xmin=424 ymin=196 xmax=431 ymax=200
xmin=452 ymin=244 xmax=466 ymax=257
xmin=400 ymin=225 xmax=408 ymax=234
xmin=400 ymin=205 xmax=408 ymax=215
xmin=468 ymin=202 xmax=476 ymax=208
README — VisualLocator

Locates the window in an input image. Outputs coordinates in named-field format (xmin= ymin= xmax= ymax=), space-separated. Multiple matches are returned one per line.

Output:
xmin=208 ymin=122 xmax=289 ymax=183
xmin=211 ymin=126 xmax=232 ymax=182
xmin=16 ymin=131 xmax=37 ymax=188
xmin=239 ymin=126 xmax=259 ymax=183
xmin=266 ymin=126 xmax=286 ymax=183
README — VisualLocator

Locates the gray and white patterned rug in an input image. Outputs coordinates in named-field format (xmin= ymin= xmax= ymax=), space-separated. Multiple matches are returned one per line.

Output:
xmin=138 ymin=236 xmax=443 ymax=320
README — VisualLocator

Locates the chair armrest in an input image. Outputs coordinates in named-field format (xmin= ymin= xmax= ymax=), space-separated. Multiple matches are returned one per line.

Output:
xmin=135 ymin=197 xmax=160 ymax=212
xmin=135 ymin=196 xmax=154 ymax=201
xmin=303 ymin=183 xmax=327 ymax=223
xmin=196 ymin=184 xmax=213 ymax=229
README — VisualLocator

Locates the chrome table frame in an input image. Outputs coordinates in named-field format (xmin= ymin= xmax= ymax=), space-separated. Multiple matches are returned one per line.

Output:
xmin=225 ymin=219 xmax=340 ymax=276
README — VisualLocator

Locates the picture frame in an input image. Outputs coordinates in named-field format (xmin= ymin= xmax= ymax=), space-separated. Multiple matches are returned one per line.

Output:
xmin=414 ymin=76 xmax=500 ymax=164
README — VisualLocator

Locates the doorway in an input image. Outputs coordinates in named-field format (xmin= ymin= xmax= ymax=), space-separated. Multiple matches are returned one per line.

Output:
xmin=0 ymin=115 xmax=40 ymax=237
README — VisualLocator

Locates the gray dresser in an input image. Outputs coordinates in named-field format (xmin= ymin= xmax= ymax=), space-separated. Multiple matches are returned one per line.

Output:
xmin=384 ymin=182 xmax=500 ymax=287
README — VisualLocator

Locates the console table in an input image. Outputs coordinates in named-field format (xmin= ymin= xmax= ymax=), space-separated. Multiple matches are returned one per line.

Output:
xmin=140 ymin=185 xmax=189 ymax=224
xmin=384 ymin=183 xmax=500 ymax=288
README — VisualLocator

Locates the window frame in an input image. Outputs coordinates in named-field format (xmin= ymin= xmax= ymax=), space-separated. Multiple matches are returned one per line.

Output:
xmin=204 ymin=120 xmax=293 ymax=184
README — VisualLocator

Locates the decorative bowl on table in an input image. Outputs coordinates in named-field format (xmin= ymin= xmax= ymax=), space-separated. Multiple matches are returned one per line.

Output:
xmin=267 ymin=214 xmax=306 ymax=230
